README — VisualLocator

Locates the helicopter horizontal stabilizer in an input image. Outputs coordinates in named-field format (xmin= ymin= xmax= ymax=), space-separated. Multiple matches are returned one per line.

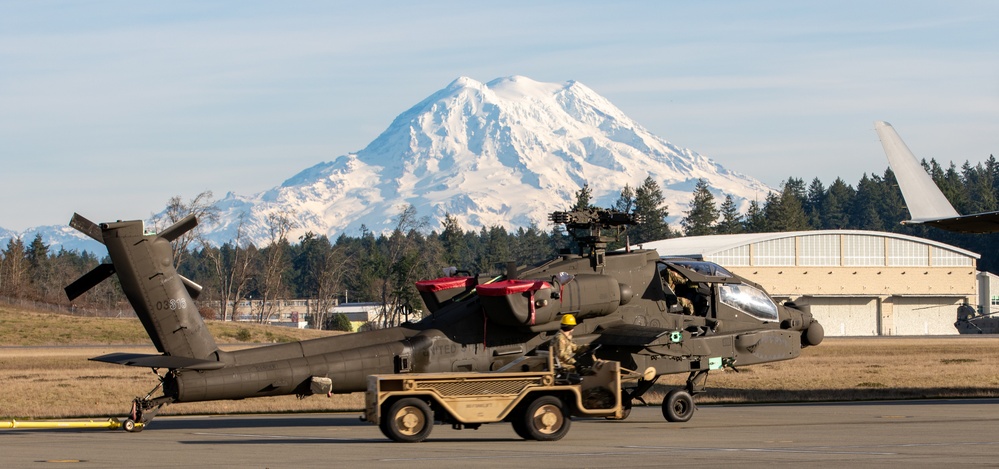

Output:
xmin=64 ymin=263 xmax=116 ymax=301
xmin=180 ymin=275 xmax=203 ymax=299
xmin=157 ymin=214 xmax=198 ymax=242
xmin=69 ymin=213 xmax=105 ymax=244
xmin=90 ymin=352 xmax=225 ymax=371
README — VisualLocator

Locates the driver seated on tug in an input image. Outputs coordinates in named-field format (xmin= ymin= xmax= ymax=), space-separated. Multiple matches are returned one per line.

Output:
xmin=552 ymin=314 xmax=586 ymax=373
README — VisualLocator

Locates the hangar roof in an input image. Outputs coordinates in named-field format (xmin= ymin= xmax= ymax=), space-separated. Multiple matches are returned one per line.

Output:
xmin=638 ymin=230 xmax=979 ymax=260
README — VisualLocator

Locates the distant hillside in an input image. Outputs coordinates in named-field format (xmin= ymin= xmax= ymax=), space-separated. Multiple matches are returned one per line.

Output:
xmin=0 ymin=305 xmax=340 ymax=346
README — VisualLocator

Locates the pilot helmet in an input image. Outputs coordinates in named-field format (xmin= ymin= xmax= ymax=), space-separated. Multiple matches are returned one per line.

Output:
xmin=560 ymin=314 xmax=577 ymax=328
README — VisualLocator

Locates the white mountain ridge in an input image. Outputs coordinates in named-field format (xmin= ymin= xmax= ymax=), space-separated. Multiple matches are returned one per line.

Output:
xmin=204 ymin=76 xmax=771 ymax=246
xmin=4 ymin=76 xmax=772 ymax=252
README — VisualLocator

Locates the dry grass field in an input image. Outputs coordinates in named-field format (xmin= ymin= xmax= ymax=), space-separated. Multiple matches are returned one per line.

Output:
xmin=1 ymin=306 xmax=997 ymax=420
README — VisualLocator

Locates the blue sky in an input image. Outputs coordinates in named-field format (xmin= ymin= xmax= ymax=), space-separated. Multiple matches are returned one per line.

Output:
xmin=2 ymin=1 xmax=998 ymax=231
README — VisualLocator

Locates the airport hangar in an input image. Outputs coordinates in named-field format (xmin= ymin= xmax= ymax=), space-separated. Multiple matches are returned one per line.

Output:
xmin=641 ymin=230 xmax=988 ymax=336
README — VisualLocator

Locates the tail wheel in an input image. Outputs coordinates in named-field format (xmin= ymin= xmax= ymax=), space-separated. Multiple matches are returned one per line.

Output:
xmin=122 ymin=419 xmax=141 ymax=432
xmin=661 ymin=389 xmax=695 ymax=422
xmin=520 ymin=395 xmax=571 ymax=441
xmin=380 ymin=398 xmax=433 ymax=443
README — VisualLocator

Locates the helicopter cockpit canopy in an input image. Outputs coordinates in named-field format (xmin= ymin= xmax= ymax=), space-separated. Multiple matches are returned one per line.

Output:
xmin=661 ymin=259 xmax=734 ymax=283
xmin=718 ymin=283 xmax=779 ymax=321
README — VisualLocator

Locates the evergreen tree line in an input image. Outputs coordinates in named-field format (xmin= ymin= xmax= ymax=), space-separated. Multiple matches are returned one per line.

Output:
xmin=3 ymin=158 xmax=997 ymax=327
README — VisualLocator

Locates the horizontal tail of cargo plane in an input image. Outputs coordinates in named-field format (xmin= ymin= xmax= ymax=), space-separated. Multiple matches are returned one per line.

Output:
xmin=875 ymin=120 xmax=999 ymax=233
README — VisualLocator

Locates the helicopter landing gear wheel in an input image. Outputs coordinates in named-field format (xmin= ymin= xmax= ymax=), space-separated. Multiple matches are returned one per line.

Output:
xmin=661 ymin=389 xmax=695 ymax=422
xmin=380 ymin=398 xmax=433 ymax=442
xmin=519 ymin=395 xmax=570 ymax=441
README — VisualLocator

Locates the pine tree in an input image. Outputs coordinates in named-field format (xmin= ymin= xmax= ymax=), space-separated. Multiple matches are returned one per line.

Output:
xmin=822 ymin=178 xmax=854 ymax=229
xmin=743 ymin=199 xmax=767 ymax=233
xmin=805 ymin=178 xmax=825 ymax=229
xmin=771 ymin=180 xmax=809 ymax=231
xmin=614 ymin=184 xmax=635 ymax=214
xmin=631 ymin=176 xmax=672 ymax=243
xmin=681 ymin=178 xmax=718 ymax=236
xmin=851 ymin=174 xmax=885 ymax=231
xmin=716 ymin=195 xmax=744 ymax=234
xmin=572 ymin=184 xmax=593 ymax=211
xmin=439 ymin=213 xmax=467 ymax=268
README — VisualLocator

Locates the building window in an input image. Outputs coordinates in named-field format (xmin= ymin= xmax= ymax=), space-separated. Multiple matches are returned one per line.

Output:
xmin=843 ymin=235 xmax=885 ymax=266
xmin=711 ymin=245 xmax=749 ymax=266
xmin=800 ymin=234 xmax=840 ymax=266
xmin=752 ymin=238 xmax=795 ymax=266
xmin=931 ymin=246 xmax=973 ymax=267
xmin=888 ymin=238 xmax=928 ymax=266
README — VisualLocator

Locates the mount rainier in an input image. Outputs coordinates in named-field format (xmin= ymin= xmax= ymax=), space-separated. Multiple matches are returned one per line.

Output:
xmin=6 ymin=76 xmax=772 ymax=251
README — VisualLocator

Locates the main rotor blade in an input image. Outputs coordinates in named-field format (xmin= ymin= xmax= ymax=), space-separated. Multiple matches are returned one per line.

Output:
xmin=65 ymin=263 xmax=116 ymax=300
xmin=158 ymin=214 xmax=198 ymax=242
xmin=69 ymin=213 xmax=105 ymax=245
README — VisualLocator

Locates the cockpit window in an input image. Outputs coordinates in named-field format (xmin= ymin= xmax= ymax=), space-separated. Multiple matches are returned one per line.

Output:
xmin=719 ymin=284 xmax=778 ymax=321
xmin=668 ymin=260 xmax=733 ymax=278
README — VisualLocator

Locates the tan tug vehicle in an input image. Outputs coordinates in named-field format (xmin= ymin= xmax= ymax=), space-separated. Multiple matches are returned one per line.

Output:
xmin=363 ymin=351 xmax=651 ymax=442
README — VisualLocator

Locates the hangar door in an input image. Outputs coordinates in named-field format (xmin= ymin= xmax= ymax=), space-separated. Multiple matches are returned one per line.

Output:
xmin=890 ymin=297 xmax=961 ymax=336
xmin=802 ymin=297 xmax=877 ymax=337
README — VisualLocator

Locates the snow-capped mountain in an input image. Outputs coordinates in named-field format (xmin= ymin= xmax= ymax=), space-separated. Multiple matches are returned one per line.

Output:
xmin=0 ymin=224 xmax=104 ymax=255
xmin=13 ymin=76 xmax=773 ymax=251
xmin=204 ymin=76 xmax=770 ymax=246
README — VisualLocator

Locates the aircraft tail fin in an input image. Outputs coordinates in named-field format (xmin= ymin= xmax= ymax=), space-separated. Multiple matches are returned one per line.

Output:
xmin=874 ymin=121 xmax=960 ymax=221
xmin=65 ymin=214 xmax=220 ymax=361
xmin=874 ymin=121 xmax=999 ymax=233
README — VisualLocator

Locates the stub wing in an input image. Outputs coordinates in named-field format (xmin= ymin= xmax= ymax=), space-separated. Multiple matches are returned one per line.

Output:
xmin=592 ymin=323 xmax=671 ymax=347
xmin=90 ymin=352 xmax=225 ymax=370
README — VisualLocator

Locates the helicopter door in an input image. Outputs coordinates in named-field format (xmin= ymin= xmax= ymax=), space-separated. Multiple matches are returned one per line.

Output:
xmin=655 ymin=262 xmax=680 ymax=310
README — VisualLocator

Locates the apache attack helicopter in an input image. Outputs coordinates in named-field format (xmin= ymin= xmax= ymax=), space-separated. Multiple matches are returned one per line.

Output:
xmin=65 ymin=207 xmax=823 ymax=431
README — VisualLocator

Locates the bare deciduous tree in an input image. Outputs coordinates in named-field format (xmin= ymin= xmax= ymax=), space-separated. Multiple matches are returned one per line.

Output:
xmin=203 ymin=213 xmax=256 ymax=322
xmin=152 ymin=191 xmax=220 ymax=268
xmin=256 ymin=209 xmax=297 ymax=323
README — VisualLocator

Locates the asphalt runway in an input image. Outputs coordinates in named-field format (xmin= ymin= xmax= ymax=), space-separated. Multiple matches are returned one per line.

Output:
xmin=3 ymin=400 xmax=997 ymax=468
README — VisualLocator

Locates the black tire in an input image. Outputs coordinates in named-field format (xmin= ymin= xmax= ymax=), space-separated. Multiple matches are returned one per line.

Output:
xmin=520 ymin=395 xmax=570 ymax=441
xmin=661 ymin=389 xmax=695 ymax=422
xmin=511 ymin=418 xmax=531 ymax=439
xmin=380 ymin=398 xmax=433 ymax=442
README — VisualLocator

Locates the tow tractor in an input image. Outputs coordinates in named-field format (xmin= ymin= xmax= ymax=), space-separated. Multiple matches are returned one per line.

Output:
xmin=362 ymin=353 xmax=641 ymax=442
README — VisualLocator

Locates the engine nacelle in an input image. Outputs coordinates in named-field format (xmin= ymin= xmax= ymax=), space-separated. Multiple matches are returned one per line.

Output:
xmin=478 ymin=274 xmax=630 ymax=327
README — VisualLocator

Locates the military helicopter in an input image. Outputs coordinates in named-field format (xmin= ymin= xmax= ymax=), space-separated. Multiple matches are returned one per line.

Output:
xmin=65 ymin=207 xmax=823 ymax=431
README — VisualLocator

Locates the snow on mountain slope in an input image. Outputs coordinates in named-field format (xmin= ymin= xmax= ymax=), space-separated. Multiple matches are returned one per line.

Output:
xmin=2 ymin=224 xmax=104 ymax=255
xmin=203 ymin=76 xmax=771 ymax=246
xmin=13 ymin=76 xmax=773 ymax=252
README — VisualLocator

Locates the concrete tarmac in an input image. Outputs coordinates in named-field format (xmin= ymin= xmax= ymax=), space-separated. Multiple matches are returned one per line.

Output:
xmin=3 ymin=399 xmax=997 ymax=468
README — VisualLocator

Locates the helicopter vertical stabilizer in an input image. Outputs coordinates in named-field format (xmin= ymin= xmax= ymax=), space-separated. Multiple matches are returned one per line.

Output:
xmin=65 ymin=214 xmax=220 ymax=360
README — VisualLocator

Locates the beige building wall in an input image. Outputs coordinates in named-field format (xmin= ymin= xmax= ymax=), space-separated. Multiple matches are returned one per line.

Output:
xmin=725 ymin=266 xmax=975 ymax=336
